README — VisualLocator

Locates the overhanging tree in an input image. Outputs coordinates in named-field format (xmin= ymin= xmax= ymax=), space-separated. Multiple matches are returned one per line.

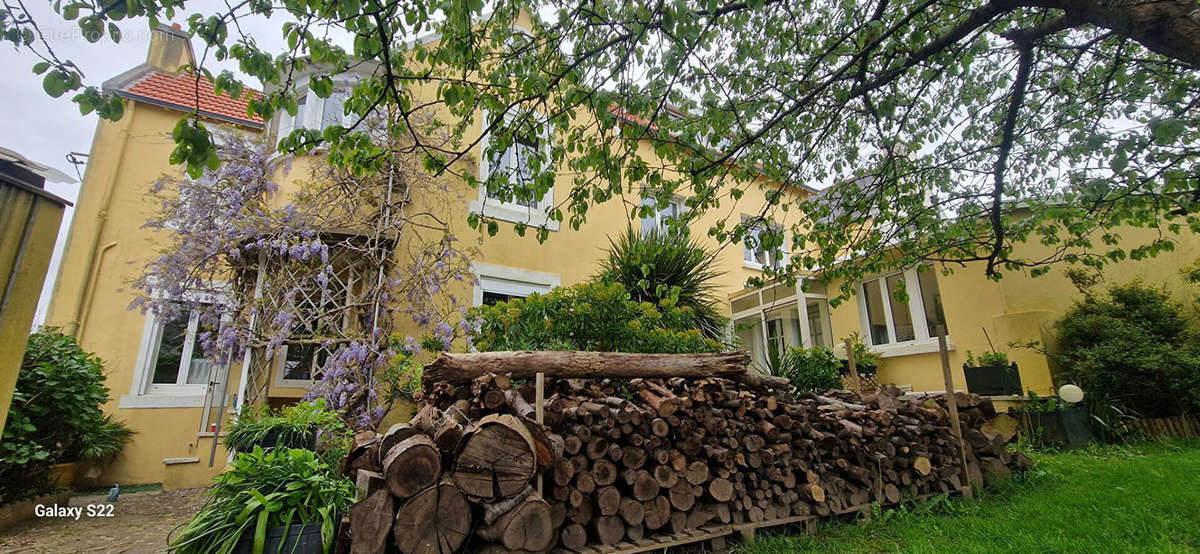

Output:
xmin=5 ymin=0 xmax=1199 ymax=294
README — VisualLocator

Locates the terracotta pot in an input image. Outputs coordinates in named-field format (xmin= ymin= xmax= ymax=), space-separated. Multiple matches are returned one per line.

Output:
xmin=48 ymin=462 xmax=77 ymax=489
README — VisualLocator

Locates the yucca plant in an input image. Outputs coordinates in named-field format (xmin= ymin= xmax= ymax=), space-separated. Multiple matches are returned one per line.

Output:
xmin=595 ymin=227 xmax=729 ymax=340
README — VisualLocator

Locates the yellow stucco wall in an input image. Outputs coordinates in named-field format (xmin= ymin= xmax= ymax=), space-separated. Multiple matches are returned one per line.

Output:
xmin=819 ymin=225 xmax=1200 ymax=398
xmin=0 ymin=186 xmax=66 ymax=431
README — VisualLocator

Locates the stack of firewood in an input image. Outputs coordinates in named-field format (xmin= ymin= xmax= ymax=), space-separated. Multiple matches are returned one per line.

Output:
xmin=339 ymin=351 xmax=1030 ymax=554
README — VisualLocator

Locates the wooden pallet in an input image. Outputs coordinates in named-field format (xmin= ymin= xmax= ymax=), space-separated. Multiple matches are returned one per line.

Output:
xmin=556 ymin=487 xmax=971 ymax=553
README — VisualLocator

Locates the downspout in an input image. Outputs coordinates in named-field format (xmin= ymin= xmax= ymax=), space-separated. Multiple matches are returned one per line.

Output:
xmin=65 ymin=107 xmax=134 ymax=337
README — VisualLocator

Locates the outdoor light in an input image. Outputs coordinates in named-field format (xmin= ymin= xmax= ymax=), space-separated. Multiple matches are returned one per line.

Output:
xmin=1058 ymin=384 xmax=1085 ymax=403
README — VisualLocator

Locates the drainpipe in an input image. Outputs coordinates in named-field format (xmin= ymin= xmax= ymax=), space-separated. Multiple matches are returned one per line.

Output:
xmin=64 ymin=107 xmax=134 ymax=337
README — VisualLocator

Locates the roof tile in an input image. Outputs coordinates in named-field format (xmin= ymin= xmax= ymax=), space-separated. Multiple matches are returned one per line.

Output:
xmin=124 ymin=70 xmax=263 ymax=127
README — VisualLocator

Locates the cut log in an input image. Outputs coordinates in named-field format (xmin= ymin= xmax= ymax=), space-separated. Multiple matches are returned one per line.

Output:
xmin=378 ymin=424 xmax=419 ymax=465
xmin=423 ymin=351 xmax=750 ymax=385
xmin=597 ymin=486 xmax=621 ymax=516
xmin=708 ymin=478 xmax=734 ymax=502
xmin=392 ymin=481 xmax=471 ymax=554
xmin=593 ymin=515 xmax=626 ymax=546
xmin=478 ymin=492 xmax=554 ymax=552
xmin=619 ymin=497 xmax=645 ymax=526
xmin=560 ymin=523 xmax=587 ymax=551
xmin=453 ymin=414 xmax=537 ymax=500
xmin=351 ymin=489 xmax=393 ymax=554
xmin=632 ymin=470 xmax=661 ymax=501
xmin=383 ymin=435 xmax=441 ymax=499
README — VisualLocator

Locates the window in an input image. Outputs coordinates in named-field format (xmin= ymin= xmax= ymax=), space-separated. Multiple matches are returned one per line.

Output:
xmin=640 ymin=197 xmax=685 ymax=234
xmin=275 ymin=343 xmax=333 ymax=387
xmin=275 ymin=85 xmax=352 ymax=143
xmin=472 ymin=262 xmax=561 ymax=307
xmin=472 ymin=109 xmax=558 ymax=229
xmin=731 ymin=279 xmax=832 ymax=372
xmin=857 ymin=266 xmax=949 ymax=349
xmin=149 ymin=302 xmax=214 ymax=388
xmin=742 ymin=222 xmax=786 ymax=269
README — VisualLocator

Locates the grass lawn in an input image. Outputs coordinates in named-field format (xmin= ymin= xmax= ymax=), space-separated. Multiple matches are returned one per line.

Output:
xmin=745 ymin=440 xmax=1200 ymax=553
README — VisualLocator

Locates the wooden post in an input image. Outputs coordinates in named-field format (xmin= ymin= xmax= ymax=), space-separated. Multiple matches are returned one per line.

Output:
xmin=844 ymin=337 xmax=862 ymax=394
xmin=936 ymin=326 xmax=974 ymax=498
xmin=536 ymin=371 xmax=544 ymax=496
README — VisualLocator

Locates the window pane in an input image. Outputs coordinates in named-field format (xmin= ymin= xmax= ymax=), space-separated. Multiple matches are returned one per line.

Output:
xmin=806 ymin=298 xmax=833 ymax=348
xmin=765 ymin=304 xmax=802 ymax=363
xmin=184 ymin=329 xmax=213 ymax=385
xmin=321 ymin=89 xmax=347 ymax=130
xmin=640 ymin=198 xmax=657 ymax=235
xmin=862 ymin=279 xmax=890 ymax=345
xmin=294 ymin=95 xmax=307 ymax=129
xmin=283 ymin=344 xmax=317 ymax=381
xmin=152 ymin=306 xmax=190 ymax=384
xmin=918 ymin=268 xmax=948 ymax=337
xmin=735 ymin=317 xmax=766 ymax=371
xmin=730 ymin=293 xmax=760 ymax=314
xmin=885 ymin=273 xmax=916 ymax=342
xmin=482 ymin=291 xmax=522 ymax=306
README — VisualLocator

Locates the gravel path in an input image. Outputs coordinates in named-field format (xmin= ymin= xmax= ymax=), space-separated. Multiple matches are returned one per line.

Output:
xmin=0 ymin=488 xmax=205 ymax=553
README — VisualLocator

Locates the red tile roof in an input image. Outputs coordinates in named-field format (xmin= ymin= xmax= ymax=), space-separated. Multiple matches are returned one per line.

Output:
xmin=122 ymin=70 xmax=263 ymax=127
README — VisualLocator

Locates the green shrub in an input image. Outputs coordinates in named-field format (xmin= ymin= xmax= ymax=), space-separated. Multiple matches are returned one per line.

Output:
xmin=772 ymin=347 xmax=842 ymax=392
xmin=469 ymin=281 xmax=725 ymax=353
xmin=0 ymin=330 xmax=132 ymax=504
xmin=169 ymin=447 xmax=354 ymax=554
xmin=1053 ymin=282 xmax=1200 ymax=418
xmin=842 ymin=332 xmax=882 ymax=367
xmin=225 ymin=400 xmax=349 ymax=465
xmin=595 ymin=227 xmax=729 ymax=339
xmin=966 ymin=350 xmax=1010 ymax=367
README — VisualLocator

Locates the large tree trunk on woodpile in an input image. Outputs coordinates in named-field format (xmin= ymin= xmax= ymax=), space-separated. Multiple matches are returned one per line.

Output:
xmin=392 ymin=481 xmax=471 ymax=554
xmin=453 ymin=414 xmax=537 ymax=500
xmin=423 ymin=351 xmax=750 ymax=385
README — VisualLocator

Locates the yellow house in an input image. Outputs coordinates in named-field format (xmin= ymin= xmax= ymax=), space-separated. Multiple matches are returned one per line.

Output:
xmin=44 ymin=24 xmax=813 ymax=487
xmin=46 ymin=23 xmax=1200 ymax=488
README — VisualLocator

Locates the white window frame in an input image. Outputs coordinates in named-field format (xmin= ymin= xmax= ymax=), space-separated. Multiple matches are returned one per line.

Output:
xmin=273 ymin=342 xmax=332 ymax=388
xmin=124 ymin=288 xmax=230 ymax=408
xmin=471 ymin=262 xmax=561 ymax=307
xmin=855 ymin=267 xmax=952 ymax=357
xmin=639 ymin=196 xmax=686 ymax=234
xmin=730 ymin=279 xmax=833 ymax=371
xmin=275 ymin=79 xmax=357 ymax=147
xmin=470 ymin=108 xmax=559 ymax=230
xmin=742 ymin=219 xmax=787 ymax=271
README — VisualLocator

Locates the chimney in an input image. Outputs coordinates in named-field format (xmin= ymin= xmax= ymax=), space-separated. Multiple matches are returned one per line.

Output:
xmin=146 ymin=23 xmax=195 ymax=73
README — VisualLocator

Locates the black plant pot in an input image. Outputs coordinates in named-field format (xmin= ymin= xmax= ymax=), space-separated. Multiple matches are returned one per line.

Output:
xmin=1015 ymin=404 xmax=1093 ymax=450
xmin=234 ymin=521 xmax=327 ymax=554
xmin=840 ymin=361 xmax=878 ymax=376
xmin=258 ymin=426 xmax=319 ymax=451
xmin=962 ymin=362 xmax=1022 ymax=396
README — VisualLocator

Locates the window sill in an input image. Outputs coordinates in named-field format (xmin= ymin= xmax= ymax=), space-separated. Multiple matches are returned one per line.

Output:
xmin=119 ymin=394 xmax=209 ymax=409
xmin=469 ymin=199 xmax=560 ymax=231
xmin=742 ymin=262 xmax=765 ymax=271
xmin=870 ymin=338 xmax=953 ymax=358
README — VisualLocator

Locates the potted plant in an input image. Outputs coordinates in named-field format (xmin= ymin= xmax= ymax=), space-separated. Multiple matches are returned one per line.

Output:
xmin=962 ymin=350 xmax=1022 ymax=396
xmin=225 ymin=400 xmax=346 ymax=455
xmin=1012 ymin=391 xmax=1093 ymax=449
xmin=838 ymin=333 xmax=880 ymax=376
xmin=169 ymin=447 xmax=354 ymax=554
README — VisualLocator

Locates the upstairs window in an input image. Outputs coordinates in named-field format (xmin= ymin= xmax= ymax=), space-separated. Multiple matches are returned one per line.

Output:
xmin=481 ymin=110 xmax=551 ymax=210
xmin=640 ymin=197 xmax=685 ymax=234
xmin=276 ymin=85 xmax=351 ymax=143
xmin=743 ymin=221 xmax=786 ymax=269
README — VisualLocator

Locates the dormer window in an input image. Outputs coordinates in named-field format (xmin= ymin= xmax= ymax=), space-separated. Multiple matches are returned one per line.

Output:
xmin=275 ymin=84 xmax=351 ymax=144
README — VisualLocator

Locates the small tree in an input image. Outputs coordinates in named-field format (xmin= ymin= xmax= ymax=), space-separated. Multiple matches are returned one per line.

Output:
xmin=1053 ymin=282 xmax=1200 ymax=418
xmin=595 ymin=227 xmax=728 ymax=339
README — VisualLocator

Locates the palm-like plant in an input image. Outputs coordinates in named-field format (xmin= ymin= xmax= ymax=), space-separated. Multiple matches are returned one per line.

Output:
xmin=596 ymin=227 xmax=729 ymax=340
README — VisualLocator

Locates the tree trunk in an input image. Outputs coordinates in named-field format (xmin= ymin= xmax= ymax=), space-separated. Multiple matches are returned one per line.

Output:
xmin=424 ymin=351 xmax=749 ymax=385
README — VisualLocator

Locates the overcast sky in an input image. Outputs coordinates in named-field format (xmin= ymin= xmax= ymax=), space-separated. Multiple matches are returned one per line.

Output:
xmin=1 ymin=1 xmax=294 ymax=328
